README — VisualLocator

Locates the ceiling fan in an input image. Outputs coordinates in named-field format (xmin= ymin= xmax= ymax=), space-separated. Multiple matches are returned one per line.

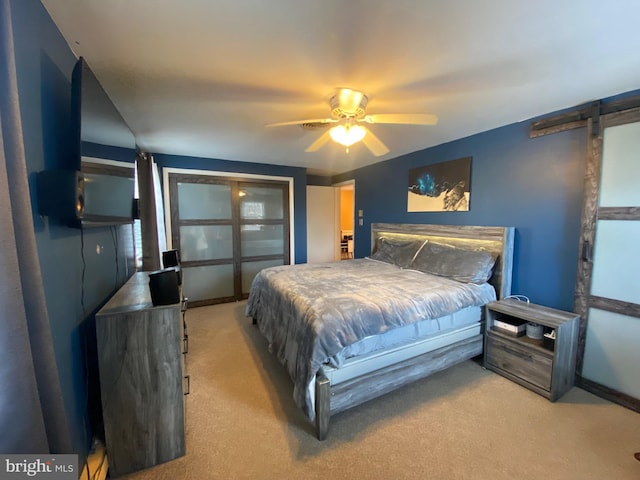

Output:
xmin=265 ymin=88 xmax=438 ymax=156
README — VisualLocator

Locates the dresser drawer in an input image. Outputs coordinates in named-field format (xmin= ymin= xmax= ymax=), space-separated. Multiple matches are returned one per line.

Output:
xmin=485 ymin=334 xmax=553 ymax=391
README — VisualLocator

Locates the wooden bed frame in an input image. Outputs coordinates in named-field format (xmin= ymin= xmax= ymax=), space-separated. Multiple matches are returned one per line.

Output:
xmin=313 ymin=223 xmax=515 ymax=440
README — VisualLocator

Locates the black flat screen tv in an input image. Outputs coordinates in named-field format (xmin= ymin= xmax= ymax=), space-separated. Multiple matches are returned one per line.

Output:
xmin=75 ymin=56 xmax=137 ymax=227
xmin=37 ymin=57 xmax=137 ymax=227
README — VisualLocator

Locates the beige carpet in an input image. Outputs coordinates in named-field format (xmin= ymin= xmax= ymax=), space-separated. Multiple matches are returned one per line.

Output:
xmin=120 ymin=301 xmax=640 ymax=480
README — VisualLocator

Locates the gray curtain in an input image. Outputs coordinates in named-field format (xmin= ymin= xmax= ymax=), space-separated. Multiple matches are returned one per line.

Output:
xmin=136 ymin=151 xmax=162 ymax=271
xmin=0 ymin=0 xmax=72 ymax=453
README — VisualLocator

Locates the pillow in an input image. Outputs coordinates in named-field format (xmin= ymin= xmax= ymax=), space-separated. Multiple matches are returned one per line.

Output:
xmin=409 ymin=241 xmax=496 ymax=284
xmin=370 ymin=237 xmax=426 ymax=268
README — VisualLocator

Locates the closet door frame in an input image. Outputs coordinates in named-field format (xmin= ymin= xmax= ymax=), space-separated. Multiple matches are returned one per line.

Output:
xmin=163 ymin=168 xmax=295 ymax=307
xmin=574 ymin=107 xmax=640 ymax=411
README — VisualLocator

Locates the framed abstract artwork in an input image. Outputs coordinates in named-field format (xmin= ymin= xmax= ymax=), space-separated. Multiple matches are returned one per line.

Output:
xmin=407 ymin=156 xmax=471 ymax=212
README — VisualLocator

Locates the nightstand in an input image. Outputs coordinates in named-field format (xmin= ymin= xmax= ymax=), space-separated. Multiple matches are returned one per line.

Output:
xmin=484 ymin=299 xmax=580 ymax=401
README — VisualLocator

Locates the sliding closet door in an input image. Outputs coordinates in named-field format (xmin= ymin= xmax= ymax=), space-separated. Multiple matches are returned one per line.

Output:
xmin=170 ymin=176 xmax=236 ymax=305
xmin=169 ymin=173 xmax=289 ymax=306
xmin=238 ymin=182 xmax=289 ymax=296
xmin=576 ymin=110 xmax=640 ymax=410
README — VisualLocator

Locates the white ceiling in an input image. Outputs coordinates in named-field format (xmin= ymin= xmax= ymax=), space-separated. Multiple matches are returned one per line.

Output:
xmin=41 ymin=0 xmax=640 ymax=175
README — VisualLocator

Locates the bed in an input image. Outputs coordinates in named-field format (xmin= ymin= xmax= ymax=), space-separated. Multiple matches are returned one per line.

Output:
xmin=246 ymin=223 xmax=515 ymax=439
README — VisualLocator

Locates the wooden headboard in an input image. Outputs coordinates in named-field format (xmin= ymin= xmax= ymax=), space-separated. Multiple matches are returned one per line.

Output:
xmin=371 ymin=223 xmax=515 ymax=299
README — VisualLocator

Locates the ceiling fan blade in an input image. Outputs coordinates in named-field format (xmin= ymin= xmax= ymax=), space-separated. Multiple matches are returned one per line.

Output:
xmin=361 ymin=127 xmax=389 ymax=157
xmin=360 ymin=113 xmax=438 ymax=125
xmin=305 ymin=130 xmax=332 ymax=152
xmin=265 ymin=118 xmax=336 ymax=127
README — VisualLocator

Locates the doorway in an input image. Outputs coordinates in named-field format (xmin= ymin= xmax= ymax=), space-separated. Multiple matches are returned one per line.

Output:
xmin=335 ymin=180 xmax=355 ymax=260
xmin=304 ymin=179 xmax=355 ymax=264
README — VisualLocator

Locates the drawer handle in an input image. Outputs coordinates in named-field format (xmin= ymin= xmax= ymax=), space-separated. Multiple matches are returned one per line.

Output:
xmin=183 ymin=334 xmax=189 ymax=354
xmin=184 ymin=375 xmax=190 ymax=395
xmin=502 ymin=345 xmax=533 ymax=361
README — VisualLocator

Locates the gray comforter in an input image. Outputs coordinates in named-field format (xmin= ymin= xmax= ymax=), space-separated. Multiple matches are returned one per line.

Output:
xmin=245 ymin=258 xmax=496 ymax=421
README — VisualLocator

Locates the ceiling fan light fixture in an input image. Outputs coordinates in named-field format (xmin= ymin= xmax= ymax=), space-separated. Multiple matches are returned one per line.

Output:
xmin=330 ymin=124 xmax=366 ymax=147
xmin=266 ymin=87 xmax=434 ymax=156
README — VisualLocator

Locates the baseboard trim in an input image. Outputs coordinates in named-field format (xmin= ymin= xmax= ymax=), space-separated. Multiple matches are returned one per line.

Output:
xmin=575 ymin=375 xmax=640 ymax=413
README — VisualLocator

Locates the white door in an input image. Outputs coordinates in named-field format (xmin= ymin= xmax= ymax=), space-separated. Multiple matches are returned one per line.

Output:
xmin=306 ymin=186 xmax=337 ymax=263
xmin=577 ymin=112 xmax=640 ymax=405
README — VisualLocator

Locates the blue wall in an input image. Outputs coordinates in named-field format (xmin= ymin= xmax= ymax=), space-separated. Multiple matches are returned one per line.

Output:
xmin=11 ymin=0 xmax=136 ymax=461
xmin=153 ymin=153 xmax=308 ymax=264
xmin=82 ymin=141 xmax=137 ymax=164
xmin=334 ymin=121 xmax=587 ymax=311
xmin=9 ymin=0 xmax=635 ymax=459
xmin=306 ymin=174 xmax=333 ymax=186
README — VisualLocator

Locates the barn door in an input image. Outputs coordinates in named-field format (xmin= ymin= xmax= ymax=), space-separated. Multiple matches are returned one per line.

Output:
xmin=575 ymin=109 xmax=640 ymax=410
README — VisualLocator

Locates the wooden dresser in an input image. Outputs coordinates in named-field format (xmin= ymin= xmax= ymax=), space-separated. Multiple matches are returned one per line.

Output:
xmin=96 ymin=271 xmax=187 ymax=478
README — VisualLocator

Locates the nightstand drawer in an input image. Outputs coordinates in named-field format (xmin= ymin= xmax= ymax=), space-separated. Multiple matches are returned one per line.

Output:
xmin=485 ymin=334 xmax=552 ymax=391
